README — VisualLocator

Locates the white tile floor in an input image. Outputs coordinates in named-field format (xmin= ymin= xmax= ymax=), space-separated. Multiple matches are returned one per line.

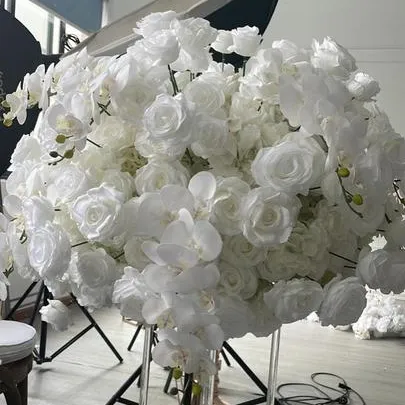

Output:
xmin=2 ymin=306 xmax=404 ymax=405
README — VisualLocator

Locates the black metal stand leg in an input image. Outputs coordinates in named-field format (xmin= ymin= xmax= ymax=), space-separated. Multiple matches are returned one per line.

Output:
xmin=6 ymin=281 xmax=38 ymax=320
xmin=222 ymin=342 xmax=267 ymax=395
xmin=29 ymin=282 xmax=45 ymax=326
xmin=163 ymin=368 xmax=173 ymax=394
xmin=221 ymin=348 xmax=231 ymax=367
xmin=181 ymin=374 xmax=193 ymax=405
xmin=127 ymin=325 xmax=142 ymax=351
xmin=71 ymin=294 xmax=124 ymax=363
xmin=105 ymin=365 xmax=143 ymax=405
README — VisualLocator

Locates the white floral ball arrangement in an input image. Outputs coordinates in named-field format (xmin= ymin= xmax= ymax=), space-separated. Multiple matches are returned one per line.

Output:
xmin=1 ymin=11 xmax=405 ymax=381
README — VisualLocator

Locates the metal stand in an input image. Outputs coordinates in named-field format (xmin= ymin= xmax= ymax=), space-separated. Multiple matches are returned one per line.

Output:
xmin=266 ymin=329 xmax=281 ymax=405
xmin=106 ymin=326 xmax=155 ymax=405
xmin=6 ymin=281 xmax=123 ymax=365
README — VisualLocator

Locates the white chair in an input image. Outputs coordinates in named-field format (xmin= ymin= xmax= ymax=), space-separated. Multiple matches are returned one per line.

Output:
xmin=0 ymin=320 xmax=36 ymax=405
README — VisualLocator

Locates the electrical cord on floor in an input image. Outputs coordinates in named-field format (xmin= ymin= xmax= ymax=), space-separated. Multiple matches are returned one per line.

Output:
xmin=276 ymin=372 xmax=367 ymax=404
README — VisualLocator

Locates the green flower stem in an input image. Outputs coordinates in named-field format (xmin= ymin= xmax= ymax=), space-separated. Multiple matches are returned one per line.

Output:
xmin=329 ymin=251 xmax=358 ymax=265
xmin=336 ymin=171 xmax=363 ymax=219
xmin=87 ymin=138 xmax=102 ymax=148
xmin=168 ymin=65 xmax=179 ymax=95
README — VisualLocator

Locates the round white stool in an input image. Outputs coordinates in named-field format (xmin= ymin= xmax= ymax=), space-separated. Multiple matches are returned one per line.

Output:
xmin=0 ymin=320 xmax=36 ymax=405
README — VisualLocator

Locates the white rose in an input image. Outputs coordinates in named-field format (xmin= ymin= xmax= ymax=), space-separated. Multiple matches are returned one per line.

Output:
xmin=143 ymin=94 xmax=193 ymax=148
xmin=47 ymin=164 xmax=93 ymax=205
xmin=28 ymin=221 xmax=71 ymax=279
xmin=356 ymin=249 xmax=405 ymax=294
xmin=241 ymin=187 xmax=301 ymax=247
xmin=102 ymin=169 xmax=135 ymax=201
xmin=124 ymin=236 xmax=153 ymax=270
xmin=22 ymin=196 xmax=54 ymax=235
xmin=347 ymin=72 xmax=380 ymax=101
xmin=9 ymin=134 xmax=43 ymax=171
xmin=311 ymin=37 xmax=357 ymax=78
xmin=171 ymin=17 xmax=217 ymax=54
xmin=76 ymin=248 xmax=117 ymax=289
xmin=183 ymin=78 xmax=225 ymax=115
xmin=171 ymin=47 xmax=213 ymax=73
xmin=221 ymin=234 xmax=267 ymax=269
xmin=0 ymin=271 xmax=10 ymax=301
xmin=191 ymin=114 xmax=235 ymax=159
xmin=139 ymin=30 xmax=180 ymax=66
xmin=113 ymin=267 xmax=150 ymax=322
xmin=318 ymin=276 xmax=366 ymax=326
xmin=259 ymin=248 xmax=311 ymax=282
xmin=211 ymin=30 xmax=233 ymax=54
xmin=40 ymin=300 xmax=71 ymax=331
xmin=216 ymin=295 xmax=253 ymax=339
xmin=135 ymin=159 xmax=189 ymax=194
xmin=89 ymin=115 xmax=135 ymax=150
xmin=263 ymin=278 xmax=324 ymax=323
xmin=71 ymin=184 xmax=123 ymax=242
xmin=386 ymin=217 xmax=405 ymax=248
xmin=210 ymin=177 xmax=250 ymax=236
xmin=251 ymin=135 xmax=325 ymax=195
xmin=69 ymin=249 xmax=117 ymax=309
xmin=248 ymin=293 xmax=282 ymax=338
xmin=229 ymin=26 xmax=261 ymax=57
xmin=218 ymin=260 xmax=259 ymax=300
xmin=134 ymin=11 xmax=178 ymax=37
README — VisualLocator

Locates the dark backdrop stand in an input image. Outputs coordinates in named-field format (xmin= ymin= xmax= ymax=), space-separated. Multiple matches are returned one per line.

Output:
xmin=6 ymin=281 xmax=123 ymax=365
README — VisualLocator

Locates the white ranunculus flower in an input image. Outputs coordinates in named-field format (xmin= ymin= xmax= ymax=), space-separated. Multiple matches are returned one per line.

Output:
xmin=311 ymin=37 xmax=357 ymax=78
xmin=191 ymin=114 xmax=235 ymax=159
xmin=28 ymin=221 xmax=71 ymax=279
xmin=134 ymin=11 xmax=178 ymax=37
xmin=210 ymin=177 xmax=250 ymax=236
xmin=71 ymin=184 xmax=123 ymax=242
xmin=139 ymin=30 xmax=180 ymax=66
xmin=356 ymin=249 xmax=405 ymax=294
xmin=40 ymin=300 xmax=71 ymax=331
xmin=135 ymin=159 xmax=189 ymax=194
xmin=263 ymin=278 xmax=324 ymax=323
xmin=241 ymin=187 xmax=301 ymax=247
xmin=183 ymin=78 xmax=225 ymax=115
xmin=143 ymin=93 xmax=194 ymax=148
xmin=251 ymin=134 xmax=325 ymax=195
xmin=22 ymin=196 xmax=54 ymax=235
xmin=347 ymin=72 xmax=380 ymax=101
xmin=229 ymin=26 xmax=261 ymax=57
xmin=211 ymin=30 xmax=233 ymax=54
xmin=317 ymin=276 xmax=366 ymax=327
xmin=218 ymin=260 xmax=258 ymax=300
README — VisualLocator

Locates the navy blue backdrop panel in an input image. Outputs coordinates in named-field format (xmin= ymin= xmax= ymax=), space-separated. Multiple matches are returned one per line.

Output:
xmin=0 ymin=8 xmax=56 ymax=175
xmin=207 ymin=0 xmax=279 ymax=68
xmin=35 ymin=0 xmax=102 ymax=32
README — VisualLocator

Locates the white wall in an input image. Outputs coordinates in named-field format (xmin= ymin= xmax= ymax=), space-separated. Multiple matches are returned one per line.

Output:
xmin=262 ymin=0 xmax=405 ymax=135
xmin=103 ymin=0 xmax=405 ymax=133
xmin=104 ymin=0 xmax=154 ymax=23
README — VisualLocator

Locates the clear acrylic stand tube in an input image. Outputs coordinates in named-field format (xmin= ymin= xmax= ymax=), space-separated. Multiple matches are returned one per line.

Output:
xmin=139 ymin=324 xmax=154 ymax=405
xmin=201 ymin=350 xmax=216 ymax=405
xmin=266 ymin=328 xmax=281 ymax=405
